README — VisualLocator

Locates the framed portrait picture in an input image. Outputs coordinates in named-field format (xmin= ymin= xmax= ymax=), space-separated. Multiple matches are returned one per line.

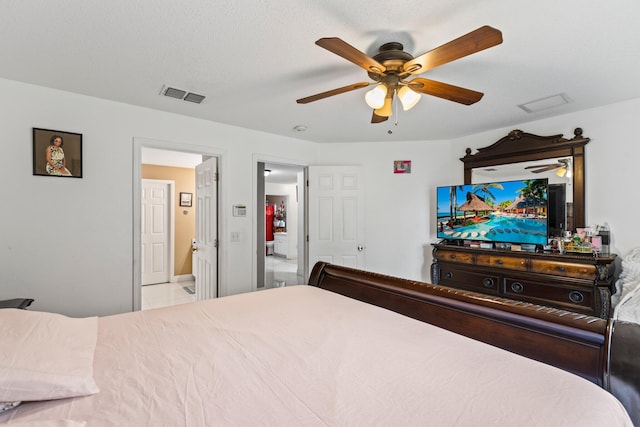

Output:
xmin=180 ymin=192 xmax=193 ymax=207
xmin=32 ymin=128 xmax=83 ymax=178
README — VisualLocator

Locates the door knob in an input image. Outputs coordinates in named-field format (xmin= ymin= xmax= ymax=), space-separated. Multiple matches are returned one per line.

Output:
xmin=357 ymin=245 xmax=365 ymax=252
xmin=192 ymin=246 xmax=198 ymax=253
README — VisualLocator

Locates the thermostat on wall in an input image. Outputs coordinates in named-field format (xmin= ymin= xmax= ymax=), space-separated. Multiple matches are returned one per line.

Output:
xmin=232 ymin=204 xmax=247 ymax=217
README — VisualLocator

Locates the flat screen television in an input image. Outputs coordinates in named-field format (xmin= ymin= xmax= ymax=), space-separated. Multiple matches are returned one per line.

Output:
xmin=436 ymin=178 xmax=549 ymax=245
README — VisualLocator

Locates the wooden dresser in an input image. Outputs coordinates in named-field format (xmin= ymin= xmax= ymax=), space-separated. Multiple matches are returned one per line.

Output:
xmin=431 ymin=243 xmax=617 ymax=318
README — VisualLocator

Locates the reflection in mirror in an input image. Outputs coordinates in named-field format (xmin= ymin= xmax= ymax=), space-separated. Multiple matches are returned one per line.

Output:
xmin=471 ymin=157 xmax=574 ymax=237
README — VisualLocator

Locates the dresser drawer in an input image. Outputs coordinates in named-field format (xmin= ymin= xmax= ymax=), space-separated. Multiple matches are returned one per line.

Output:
xmin=436 ymin=250 xmax=474 ymax=264
xmin=476 ymin=254 xmax=528 ymax=271
xmin=430 ymin=243 xmax=615 ymax=318
xmin=503 ymin=277 xmax=594 ymax=313
xmin=530 ymin=260 xmax=595 ymax=280
xmin=438 ymin=264 xmax=500 ymax=295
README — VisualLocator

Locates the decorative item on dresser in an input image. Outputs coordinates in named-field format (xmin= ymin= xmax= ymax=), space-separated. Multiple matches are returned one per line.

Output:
xmin=431 ymin=243 xmax=616 ymax=318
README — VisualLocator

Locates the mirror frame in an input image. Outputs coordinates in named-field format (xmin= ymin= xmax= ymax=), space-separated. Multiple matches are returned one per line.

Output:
xmin=460 ymin=128 xmax=590 ymax=230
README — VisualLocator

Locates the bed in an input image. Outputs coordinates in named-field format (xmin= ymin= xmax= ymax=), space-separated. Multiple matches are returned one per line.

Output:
xmin=0 ymin=262 xmax=633 ymax=426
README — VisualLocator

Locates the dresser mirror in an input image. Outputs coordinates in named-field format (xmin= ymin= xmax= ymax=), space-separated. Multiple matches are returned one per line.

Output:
xmin=461 ymin=128 xmax=589 ymax=232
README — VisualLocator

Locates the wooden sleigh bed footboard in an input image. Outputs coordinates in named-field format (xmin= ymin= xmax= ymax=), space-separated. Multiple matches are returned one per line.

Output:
xmin=308 ymin=262 xmax=609 ymax=386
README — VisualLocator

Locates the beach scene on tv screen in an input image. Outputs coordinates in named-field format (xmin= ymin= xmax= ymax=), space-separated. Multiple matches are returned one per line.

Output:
xmin=437 ymin=179 xmax=548 ymax=245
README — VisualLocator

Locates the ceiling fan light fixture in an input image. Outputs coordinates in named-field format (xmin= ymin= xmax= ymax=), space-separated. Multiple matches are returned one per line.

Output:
xmin=374 ymin=97 xmax=393 ymax=117
xmin=397 ymin=85 xmax=421 ymax=111
xmin=555 ymin=159 xmax=572 ymax=178
xmin=365 ymin=85 xmax=387 ymax=109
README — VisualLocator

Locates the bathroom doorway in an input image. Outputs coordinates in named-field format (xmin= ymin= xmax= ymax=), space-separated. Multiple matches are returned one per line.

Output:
xmin=257 ymin=161 xmax=306 ymax=289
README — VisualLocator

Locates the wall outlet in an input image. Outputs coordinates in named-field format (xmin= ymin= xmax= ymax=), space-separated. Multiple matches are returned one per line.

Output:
xmin=230 ymin=232 xmax=241 ymax=242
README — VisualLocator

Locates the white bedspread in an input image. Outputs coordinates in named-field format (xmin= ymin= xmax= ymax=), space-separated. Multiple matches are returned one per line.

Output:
xmin=1 ymin=286 xmax=632 ymax=426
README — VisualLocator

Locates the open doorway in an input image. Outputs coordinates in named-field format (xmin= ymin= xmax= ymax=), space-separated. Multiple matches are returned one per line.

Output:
xmin=257 ymin=162 xmax=306 ymax=289
xmin=133 ymin=139 xmax=223 ymax=311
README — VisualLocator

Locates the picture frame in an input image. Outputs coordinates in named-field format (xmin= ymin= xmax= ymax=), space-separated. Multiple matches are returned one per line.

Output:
xmin=394 ymin=160 xmax=411 ymax=174
xmin=180 ymin=192 xmax=193 ymax=207
xmin=33 ymin=128 xmax=83 ymax=178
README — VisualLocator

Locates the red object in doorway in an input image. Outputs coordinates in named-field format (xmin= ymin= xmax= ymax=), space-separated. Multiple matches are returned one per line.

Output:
xmin=266 ymin=205 xmax=274 ymax=241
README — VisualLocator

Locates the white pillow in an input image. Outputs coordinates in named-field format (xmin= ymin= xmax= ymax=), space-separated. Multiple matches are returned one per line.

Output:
xmin=0 ymin=309 xmax=99 ymax=402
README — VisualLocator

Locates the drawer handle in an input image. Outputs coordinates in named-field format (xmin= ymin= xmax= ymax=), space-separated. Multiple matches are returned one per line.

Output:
xmin=557 ymin=266 xmax=566 ymax=272
xmin=449 ymin=254 xmax=456 ymax=260
xmin=496 ymin=259 xmax=503 ymax=265
xmin=482 ymin=278 xmax=495 ymax=288
xmin=444 ymin=272 xmax=453 ymax=280
xmin=569 ymin=291 xmax=584 ymax=304
xmin=511 ymin=282 xmax=524 ymax=293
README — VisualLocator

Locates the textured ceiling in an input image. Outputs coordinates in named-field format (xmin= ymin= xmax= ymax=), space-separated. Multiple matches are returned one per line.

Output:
xmin=2 ymin=1 xmax=640 ymax=143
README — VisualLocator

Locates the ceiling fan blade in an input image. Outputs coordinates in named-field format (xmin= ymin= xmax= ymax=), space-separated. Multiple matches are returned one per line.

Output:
xmin=316 ymin=38 xmax=386 ymax=74
xmin=402 ymin=26 xmax=503 ymax=75
xmin=408 ymin=78 xmax=483 ymax=105
xmin=524 ymin=163 xmax=558 ymax=170
xmin=527 ymin=164 xmax=561 ymax=173
xmin=371 ymin=111 xmax=388 ymax=123
xmin=296 ymin=82 xmax=370 ymax=104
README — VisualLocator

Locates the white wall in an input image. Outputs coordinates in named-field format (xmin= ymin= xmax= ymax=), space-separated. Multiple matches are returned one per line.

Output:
xmin=317 ymin=98 xmax=640 ymax=282
xmin=0 ymin=78 xmax=316 ymax=317
xmin=3 ymin=75 xmax=640 ymax=317
xmin=315 ymin=139 xmax=459 ymax=281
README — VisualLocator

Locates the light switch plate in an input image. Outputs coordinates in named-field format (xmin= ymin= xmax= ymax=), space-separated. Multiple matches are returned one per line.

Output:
xmin=232 ymin=204 xmax=246 ymax=217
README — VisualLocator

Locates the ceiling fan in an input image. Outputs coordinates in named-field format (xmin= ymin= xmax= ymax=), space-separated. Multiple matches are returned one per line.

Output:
xmin=296 ymin=26 xmax=503 ymax=123
xmin=524 ymin=159 xmax=572 ymax=177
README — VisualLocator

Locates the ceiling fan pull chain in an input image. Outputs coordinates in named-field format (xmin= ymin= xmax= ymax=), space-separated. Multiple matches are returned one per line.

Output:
xmin=394 ymin=95 xmax=399 ymax=126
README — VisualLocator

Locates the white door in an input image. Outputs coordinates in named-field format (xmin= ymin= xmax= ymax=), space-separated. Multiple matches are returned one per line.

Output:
xmin=193 ymin=157 xmax=218 ymax=300
xmin=308 ymin=165 xmax=365 ymax=270
xmin=141 ymin=180 xmax=170 ymax=285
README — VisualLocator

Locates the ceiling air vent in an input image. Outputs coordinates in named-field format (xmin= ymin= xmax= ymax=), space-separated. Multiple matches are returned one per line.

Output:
xmin=518 ymin=93 xmax=571 ymax=113
xmin=183 ymin=92 xmax=206 ymax=104
xmin=160 ymin=86 xmax=206 ymax=104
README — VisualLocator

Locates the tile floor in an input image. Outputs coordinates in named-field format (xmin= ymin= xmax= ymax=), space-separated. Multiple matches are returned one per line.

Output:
xmin=263 ymin=255 xmax=305 ymax=289
xmin=141 ymin=280 xmax=196 ymax=310
xmin=141 ymin=256 xmax=305 ymax=310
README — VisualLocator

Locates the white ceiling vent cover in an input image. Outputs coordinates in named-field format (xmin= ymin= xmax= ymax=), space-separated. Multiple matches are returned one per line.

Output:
xmin=518 ymin=93 xmax=571 ymax=113
xmin=160 ymin=86 xmax=206 ymax=104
